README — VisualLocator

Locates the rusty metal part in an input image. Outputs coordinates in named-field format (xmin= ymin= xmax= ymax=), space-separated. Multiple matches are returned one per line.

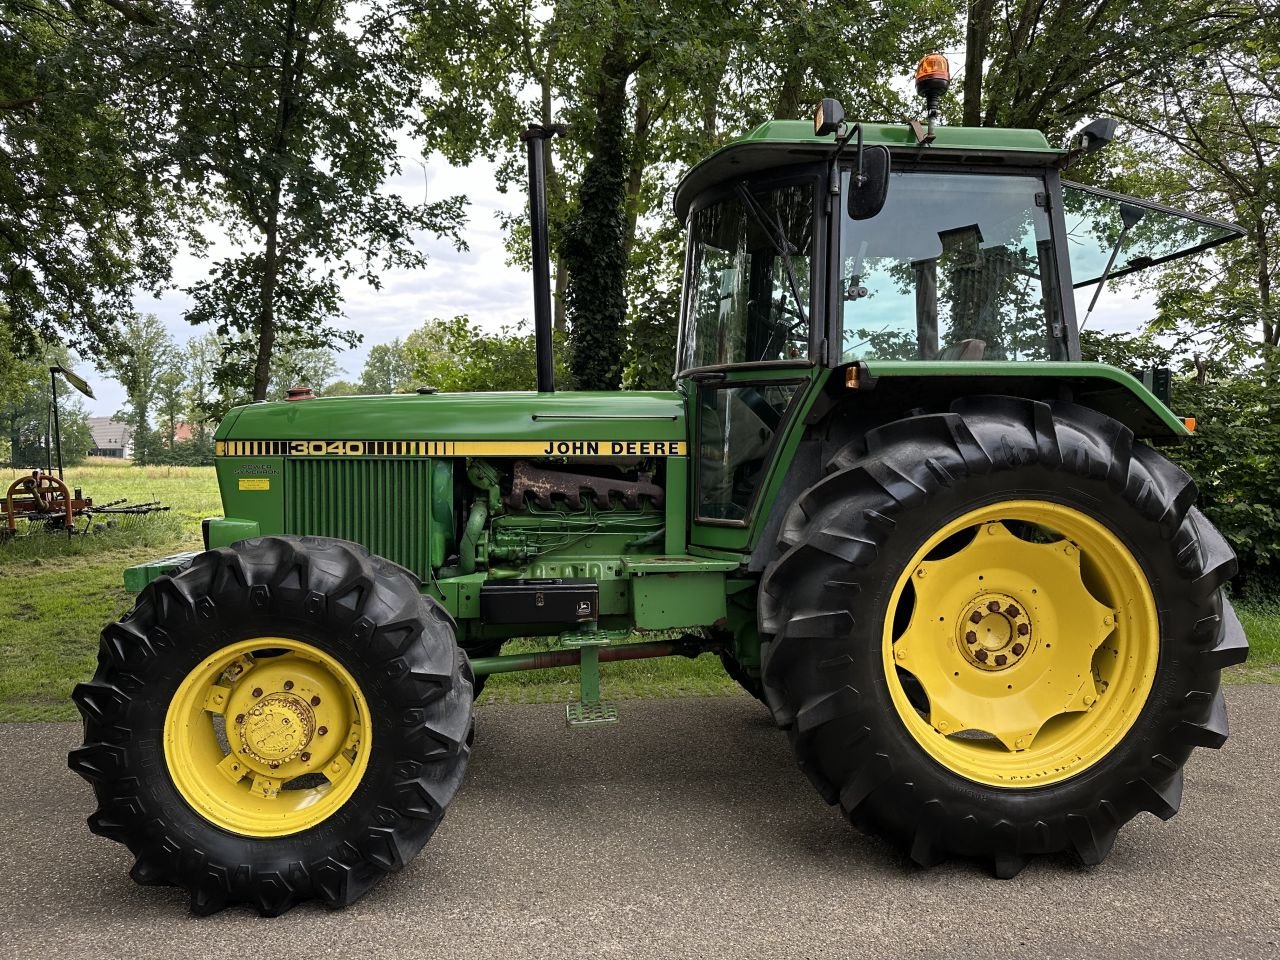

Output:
xmin=505 ymin=460 xmax=664 ymax=511
xmin=3 ymin=471 xmax=82 ymax=536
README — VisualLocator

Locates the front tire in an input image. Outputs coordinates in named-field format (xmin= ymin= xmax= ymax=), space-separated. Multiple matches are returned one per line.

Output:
xmin=760 ymin=397 xmax=1248 ymax=875
xmin=70 ymin=536 xmax=473 ymax=915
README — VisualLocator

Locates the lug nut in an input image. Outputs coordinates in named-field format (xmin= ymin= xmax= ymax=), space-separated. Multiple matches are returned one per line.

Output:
xmin=1017 ymin=623 xmax=1030 ymax=636
xmin=975 ymin=649 xmax=989 ymax=662
xmin=251 ymin=687 xmax=263 ymax=698
xmin=234 ymin=713 xmax=245 ymax=724
xmin=1006 ymin=605 xmax=1021 ymax=618
xmin=317 ymin=726 xmax=328 ymax=736
xmin=969 ymin=611 xmax=983 ymax=624
xmin=268 ymin=761 xmax=280 ymax=769
xmin=311 ymin=696 xmax=321 ymax=707
xmin=987 ymin=601 xmax=1001 ymax=613
xmin=300 ymin=752 xmax=311 ymax=762
xmin=283 ymin=680 xmax=294 ymax=691
xmin=965 ymin=630 xmax=978 ymax=645
xmin=994 ymin=654 xmax=1007 ymax=666
xmin=1011 ymin=643 xmax=1025 ymax=656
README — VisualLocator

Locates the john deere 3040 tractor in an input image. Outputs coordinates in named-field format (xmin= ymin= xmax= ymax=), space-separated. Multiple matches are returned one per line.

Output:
xmin=71 ymin=57 xmax=1250 ymax=914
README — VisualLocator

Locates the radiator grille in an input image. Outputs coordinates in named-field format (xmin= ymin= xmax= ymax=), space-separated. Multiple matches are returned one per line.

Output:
xmin=285 ymin=458 xmax=433 ymax=579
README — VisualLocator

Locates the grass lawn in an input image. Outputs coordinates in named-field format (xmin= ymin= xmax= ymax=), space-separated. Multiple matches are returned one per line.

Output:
xmin=1 ymin=460 xmax=1275 ymax=721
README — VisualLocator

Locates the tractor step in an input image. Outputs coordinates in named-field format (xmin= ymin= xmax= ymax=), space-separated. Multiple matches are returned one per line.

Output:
xmin=561 ymin=628 xmax=625 ymax=728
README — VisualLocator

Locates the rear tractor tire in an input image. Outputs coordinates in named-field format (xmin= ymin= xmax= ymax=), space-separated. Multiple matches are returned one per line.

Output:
xmin=70 ymin=536 xmax=473 ymax=915
xmin=760 ymin=396 xmax=1248 ymax=876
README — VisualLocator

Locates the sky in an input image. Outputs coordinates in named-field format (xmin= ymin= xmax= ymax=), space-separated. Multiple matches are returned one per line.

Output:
xmin=72 ymin=143 xmax=1159 ymax=418
xmin=76 ymin=151 xmax=534 ymax=417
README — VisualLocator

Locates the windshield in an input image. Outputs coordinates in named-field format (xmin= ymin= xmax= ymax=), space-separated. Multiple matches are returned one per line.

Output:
xmin=680 ymin=182 xmax=815 ymax=371
xmin=840 ymin=171 xmax=1063 ymax=363
xmin=1062 ymin=182 xmax=1243 ymax=287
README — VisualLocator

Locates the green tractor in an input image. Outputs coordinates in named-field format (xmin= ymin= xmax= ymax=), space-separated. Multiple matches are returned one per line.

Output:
xmin=71 ymin=57 xmax=1249 ymax=915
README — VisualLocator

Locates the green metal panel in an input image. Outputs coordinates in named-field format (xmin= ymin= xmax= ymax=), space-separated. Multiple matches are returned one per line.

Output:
xmin=632 ymin=572 xmax=727 ymax=630
xmin=862 ymin=360 xmax=1190 ymax=436
xmin=215 ymin=390 xmax=686 ymax=444
xmin=734 ymin=120 xmax=1056 ymax=153
xmin=216 ymin=457 xmax=285 ymax=535
xmin=285 ymin=458 xmax=436 ymax=580
xmin=206 ymin=517 xmax=261 ymax=549
xmin=123 ymin=552 xmax=199 ymax=593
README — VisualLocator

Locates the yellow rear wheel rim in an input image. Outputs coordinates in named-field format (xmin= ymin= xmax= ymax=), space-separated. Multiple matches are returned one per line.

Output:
xmin=164 ymin=637 xmax=371 ymax=837
xmin=882 ymin=500 xmax=1159 ymax=788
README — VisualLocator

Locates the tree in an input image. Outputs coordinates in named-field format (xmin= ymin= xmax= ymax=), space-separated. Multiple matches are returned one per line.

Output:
xmin=107 ymin=314 xmax=174 ymax=464
xmin=960 ymin=0 xmax=1251 ymax=139
xmin=359 ymin=339 xmax=415 ymax=394
xmin=0 ymin=0 xmax=185 ymax=356
xmin=0 ymin=327 xmax=92 ymax=467
xmin=154 ymin=362 xmax=187 ymax=451
xmin=268 ymin=337 xmax=340 ymax=398
xmin=403 ymin=315 xmax=568 ymax=392
xmin=152 ymin=0 xmax=468 ymax=401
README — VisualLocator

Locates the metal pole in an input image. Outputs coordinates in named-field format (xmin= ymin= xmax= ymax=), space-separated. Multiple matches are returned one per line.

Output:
xmin=49 ymin=369 xmax=64 ymax=479
xmin=519 ymin=123 xmax=565 ymax=394
xmin=468 ymin=637 xmax=700 ymax=677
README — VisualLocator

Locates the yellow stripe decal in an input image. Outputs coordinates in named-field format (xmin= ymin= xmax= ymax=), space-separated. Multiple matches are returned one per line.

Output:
xmin=215 ymin=439 xmax=686 ymax=458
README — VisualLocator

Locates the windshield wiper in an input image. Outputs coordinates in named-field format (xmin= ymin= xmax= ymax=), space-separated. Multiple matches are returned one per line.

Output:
xmin=734 ymin=183 xmax=808 ymax=328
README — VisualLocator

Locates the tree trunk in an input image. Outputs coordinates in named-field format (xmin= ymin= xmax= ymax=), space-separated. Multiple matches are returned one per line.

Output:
xmin=252 ymin=194 xmax=280 ymax=401
xmin=963 ymin=0 xmax=995 ymax=126
xmin=623 ymin=91 xmax=652 ymax=263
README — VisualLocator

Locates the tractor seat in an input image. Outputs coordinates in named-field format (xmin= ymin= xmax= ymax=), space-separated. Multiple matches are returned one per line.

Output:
xmin=938 ymin=338 xmax=987 ymax=361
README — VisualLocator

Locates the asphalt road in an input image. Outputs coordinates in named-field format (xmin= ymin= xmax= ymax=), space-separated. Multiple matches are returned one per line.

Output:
xmin=1 ymin=688 xmax=1276 ymax=960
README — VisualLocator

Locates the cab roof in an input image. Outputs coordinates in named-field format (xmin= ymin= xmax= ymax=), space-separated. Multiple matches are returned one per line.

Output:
xmin=673 ymin=120 xmax=1062 ymax=221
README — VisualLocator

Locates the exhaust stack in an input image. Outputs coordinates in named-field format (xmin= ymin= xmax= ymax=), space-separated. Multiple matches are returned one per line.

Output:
xmin=520 ymin=123 xmax=565 ymax=393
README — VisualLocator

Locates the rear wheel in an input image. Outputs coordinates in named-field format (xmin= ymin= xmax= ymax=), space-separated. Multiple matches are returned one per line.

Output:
xmin=760 ymin=397 xmax=1248 ymax=875
xmin=70 ymin=536 xmax=473 ymax=915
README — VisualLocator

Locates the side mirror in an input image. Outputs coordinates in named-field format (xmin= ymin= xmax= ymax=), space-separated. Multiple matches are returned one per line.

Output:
xmin=847 ymin=145 xmax=891 ymax=221
xmin=1079 ymin=117 xmax=1118 ymax=154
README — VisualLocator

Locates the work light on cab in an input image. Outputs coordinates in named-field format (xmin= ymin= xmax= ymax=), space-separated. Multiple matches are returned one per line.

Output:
xmin=915 ymin=52 xmax=950 ymax=140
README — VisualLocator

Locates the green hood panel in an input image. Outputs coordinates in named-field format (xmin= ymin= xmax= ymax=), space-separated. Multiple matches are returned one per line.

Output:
xmin=215 ymin=390 xmax=688 ymax=444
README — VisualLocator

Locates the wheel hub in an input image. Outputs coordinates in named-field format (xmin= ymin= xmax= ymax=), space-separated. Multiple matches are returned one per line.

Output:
xmin=236 ymin=692 xmax=315 ymax=766
xmin=957 ymin=592 xmax=1032 ymax=670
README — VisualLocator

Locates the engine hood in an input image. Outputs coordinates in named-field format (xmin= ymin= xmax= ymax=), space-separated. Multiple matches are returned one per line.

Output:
xmin=215 ymin=390 xmax=689 ymax=448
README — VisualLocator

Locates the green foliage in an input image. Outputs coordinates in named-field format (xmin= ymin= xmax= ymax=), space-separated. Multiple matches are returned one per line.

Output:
xmin=562 ymin=37 xmax=630 ymax=390
xmin=0 ymin=328 xmax=91 ymax=467
xmin=403 ymin=316 xmax=568 ymax=392
xmin=1170 ymin=373 xmax=1280 ymax=590
xmin=360 ymin=340 xmax=415 ymax=394
xmin=0 ymin=0 xmax=185 ymax=356
xmin=147 ymin=0 xmax=468 ymax=400
xmin=106 ymin=314 xmax=174 ymax=465
xmin=1082 ymin=330 xmax=1280 ymax=589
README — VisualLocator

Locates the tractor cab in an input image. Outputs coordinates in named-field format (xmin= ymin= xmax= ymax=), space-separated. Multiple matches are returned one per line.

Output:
xmin=672 ymin=80 xmax=1241 ymax=538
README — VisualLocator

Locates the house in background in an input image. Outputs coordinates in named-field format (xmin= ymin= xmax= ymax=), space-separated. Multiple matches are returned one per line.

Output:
xmin=88 ymin=418 xmax=133 ymax=459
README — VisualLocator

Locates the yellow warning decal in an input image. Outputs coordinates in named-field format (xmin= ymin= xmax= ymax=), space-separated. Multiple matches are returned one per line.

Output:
xmin=216 ymin=439 xmax=686 ymax=458
xmin=238 ymin=478 xmax=271 ymax=491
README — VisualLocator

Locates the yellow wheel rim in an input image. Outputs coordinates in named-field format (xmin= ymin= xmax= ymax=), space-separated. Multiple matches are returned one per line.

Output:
xmin=164 ymin=637 xmax=371 ymax=837
xmin=882 ymin=500 xmax=1159 ymax=788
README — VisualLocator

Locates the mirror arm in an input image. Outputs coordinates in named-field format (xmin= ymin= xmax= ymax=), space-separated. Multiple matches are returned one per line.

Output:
xmin=828 ymin=122 xmax=864 ymax=195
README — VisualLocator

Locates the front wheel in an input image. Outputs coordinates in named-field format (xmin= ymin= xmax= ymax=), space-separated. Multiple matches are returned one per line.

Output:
xmin=70 ymin=536 xmax=473 ymax=915
xmin=760 ymin=397 xmax=1248 ymax=875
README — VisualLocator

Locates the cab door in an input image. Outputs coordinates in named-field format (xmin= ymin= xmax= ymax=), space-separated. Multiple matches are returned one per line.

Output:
xmin=676 ymin=169 xmax=827 ymax=552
